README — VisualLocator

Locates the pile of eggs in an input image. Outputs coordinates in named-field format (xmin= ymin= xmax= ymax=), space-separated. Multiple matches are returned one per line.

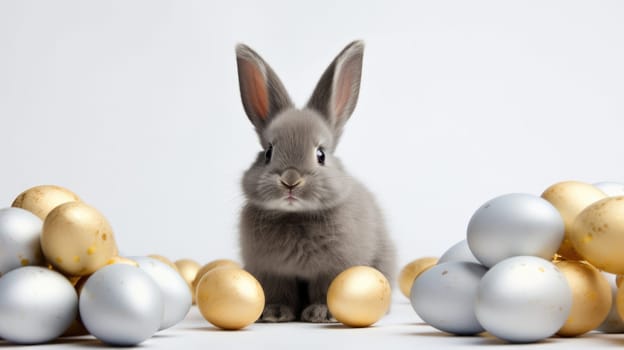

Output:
xmin=0 ymin=184 xmax=262 ymax=345
xmin=401 ymin=180 xmax=624 ymax=343
xmin=0 ymin=184 xmax=394 ymax=346
xmin=0 ymin=185 xmax=199 ymax=345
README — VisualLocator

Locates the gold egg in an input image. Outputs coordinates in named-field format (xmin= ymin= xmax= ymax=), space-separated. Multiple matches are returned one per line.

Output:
xmin=570 ymin=196 xmax=624 ymax=274
xmin=196 ymin=267 xmax=265 ymax=330
xmin=192 ymin=259 xmax=241 ymax=295
xmin=555 ymin=260 xmax=612 ymax=336
xmin=616 ymin=281 xmax=624 ymax=321
xmin=398 ymin=257 xmax=438 ymax=298
xmin=327 ymin=266 xmax=391 ymax=327
xmin=541 ymin=181 xmax=606 ymax=260
xmin=41 ymin=202 xmax=118 ymax=276
xmin=12 ymin=185 xmax=80 ymax=220
xmin=105 ymin=256 xmax=139 ymax=267
xmin=148 ymin=254 xmax=179 ymax=272
xmin=175 ymin=259 xmax=201 ymax=284
xmin=175 ymin=259 xmax=201 ymax=304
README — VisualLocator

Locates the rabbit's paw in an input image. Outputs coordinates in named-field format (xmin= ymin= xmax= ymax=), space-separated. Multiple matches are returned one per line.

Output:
xmin=258 ymin=304 xmax=296 ymax=322
xmin=301 ymin=303 xmax=336 ymax=323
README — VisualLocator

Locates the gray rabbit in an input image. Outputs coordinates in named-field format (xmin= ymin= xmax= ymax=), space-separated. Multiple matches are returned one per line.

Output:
xmin=236 ymin=41 xmax=396 ymax=323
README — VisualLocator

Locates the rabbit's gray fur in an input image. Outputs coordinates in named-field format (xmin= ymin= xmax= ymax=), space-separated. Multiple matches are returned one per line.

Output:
xmin=236 ymin=41 xmax=396 ymax=323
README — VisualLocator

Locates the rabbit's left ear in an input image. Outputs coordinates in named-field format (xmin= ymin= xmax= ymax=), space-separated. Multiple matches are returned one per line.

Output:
xmin=306 ymin=41 xmax=364 ymax=142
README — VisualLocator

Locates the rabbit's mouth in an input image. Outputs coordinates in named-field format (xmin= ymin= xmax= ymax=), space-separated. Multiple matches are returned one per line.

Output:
xmin=284 ymin=192 xmax=299 ymax=204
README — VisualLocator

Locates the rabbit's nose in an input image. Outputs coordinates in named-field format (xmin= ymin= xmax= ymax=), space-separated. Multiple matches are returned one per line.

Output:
xmin=280 ymin=169 xmax=304 ymax=189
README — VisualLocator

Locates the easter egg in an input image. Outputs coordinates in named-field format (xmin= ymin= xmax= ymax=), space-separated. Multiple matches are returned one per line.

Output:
xmin=12 ymin=185 xmax=80 ymax=220
xmin=542 ymin=181 xmax=607 ymax=260
xmin=41 ymin=202 xmax=117 ymax=276
xmin=438 ymin=240 xmax=480 ymax=264
xmin=175 ymin=258 xmax=201 ymax=303
xmin=467 ymin=193 xmax=564 ymax=267
xmin=192 ymin=259 xmax=241 ymax=295
xmin=0 ymin=207 xmax=44 ymax=275
xmin=598 ymin=273 xmax=624 ymax=333
xmin=327 ymin=266 xmax=391 ymax=327
xmin=616 ymin=283 xmax=624 ymax=322
xmin=196 ymin=267 xmax=265 ymax=330
xmin=410 ymin=261 xmax=487 ymax=335
xmin=570 ymin=197 xmax=624 ymax=274
xmin=0 ymin=266 xmax=77 ymax=344
xmin=475 ymin=256 xmax=572 ymax=343
xmin=555 ymin=260 xmax=611 ymax=336
xmin=175 ymin=258 xmax=201 ymax=285
xmin=79 ymin=264 xmax=163 ymax=346
xmin=131 ymin=256 xmax=192 ymax=330
xmin=398 ymin=257 xmax=438 ymax=298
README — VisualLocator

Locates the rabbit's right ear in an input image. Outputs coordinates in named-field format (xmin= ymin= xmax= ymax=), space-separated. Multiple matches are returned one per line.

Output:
xmin=236 ymin=44 xmax=293 ymax=141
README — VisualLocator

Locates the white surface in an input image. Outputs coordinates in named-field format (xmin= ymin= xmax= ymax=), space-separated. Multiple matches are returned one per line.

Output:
xmin=2 ymin=300 xmax=624 ymax=349
xmin=1 ymin=1 xmax=624 ymax=266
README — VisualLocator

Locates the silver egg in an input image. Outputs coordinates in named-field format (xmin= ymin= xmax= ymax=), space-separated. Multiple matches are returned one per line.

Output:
xmin=596 ymin=272 xmax=624 ymax=333
xmin=438 ymin=239 xmax=480 ymax=264
xmin=80 ymin=264 xmax=163 ymax=346
xmin=467 ymin=193 xmax=564 ymax=267
xmin=594 ymin=182 xmax=624 ymax=197
xmin=410 ymin=261 xmax=487 ymax=335
xmin=131 ymin=256 xmax=192 ymax=330
xmin=0 ymin=266 xmax=77 ymax=344
xmin=475 ymin=256 xmax=572 ymax=343
xmin=0 ymin=207 xmax=44 ymax=275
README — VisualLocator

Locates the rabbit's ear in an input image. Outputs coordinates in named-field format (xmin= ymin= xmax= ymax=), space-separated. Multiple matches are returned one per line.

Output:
xmin=306 ymin=41 xmax=364 ymax=141
xmin=236 ymin=44 xmax=293 ymax=137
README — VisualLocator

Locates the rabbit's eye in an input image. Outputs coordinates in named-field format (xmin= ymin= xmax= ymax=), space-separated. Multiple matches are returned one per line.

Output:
xmin=316 ymin=147 xmax=326 ymax=165
xmin=265 ymin=144 xmax=273 ymax=164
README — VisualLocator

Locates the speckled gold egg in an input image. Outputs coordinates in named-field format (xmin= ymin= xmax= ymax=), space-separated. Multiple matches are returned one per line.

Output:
xmin=175 ymin=259 xmax=201 ymax=304
xmin=398 ymin=257 xmax=438 ymax=298
xmin=570 ymin=196 xmax=624 ymax=274
xmin=41 ymin=202 xmax=117 ymax=276
xmin=196 ymin=267 xmax=264 ymax=330
xmin=12 ymin=185 xmax=80 ymax=220
xmin=555 ymin=260 xmax=612 ymax=336
xmin=542 ymin=181 xmax=606 ymax=260
xmin=327 ymin=266 xmax=391 ymax=327
xmin=192 ymin=259 xmax=241 ymax=295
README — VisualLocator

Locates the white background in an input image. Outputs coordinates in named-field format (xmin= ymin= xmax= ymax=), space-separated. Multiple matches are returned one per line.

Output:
xmin=1 ymin=0 xmax=623 ymax=268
